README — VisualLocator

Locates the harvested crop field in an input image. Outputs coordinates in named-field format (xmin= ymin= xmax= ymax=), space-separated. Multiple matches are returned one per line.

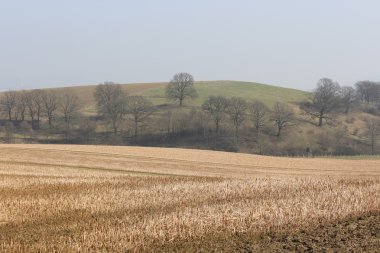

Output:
xmin=0 ymin=144 xmax=379 ymax=252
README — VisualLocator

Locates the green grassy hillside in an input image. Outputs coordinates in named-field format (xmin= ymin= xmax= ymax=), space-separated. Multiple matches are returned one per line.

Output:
xmin=138 ymin=81 xmax=308 ymax=106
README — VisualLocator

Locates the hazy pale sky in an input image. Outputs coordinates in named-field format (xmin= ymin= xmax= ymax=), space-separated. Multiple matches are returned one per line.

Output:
xmin=1 ymin=0 xmax=379 ymax=91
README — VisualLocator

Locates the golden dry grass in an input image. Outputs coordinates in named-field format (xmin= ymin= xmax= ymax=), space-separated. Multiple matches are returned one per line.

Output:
xmin=0 ymin=144 xmax=379 ymax=252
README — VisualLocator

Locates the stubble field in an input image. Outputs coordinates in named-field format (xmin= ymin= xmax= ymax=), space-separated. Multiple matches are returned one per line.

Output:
xmin=0 ymin=144 xmax=379 ymax=252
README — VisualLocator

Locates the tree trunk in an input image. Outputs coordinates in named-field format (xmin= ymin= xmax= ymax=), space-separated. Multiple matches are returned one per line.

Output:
xmin=255 ymin=129 xmax=260 ymax=140
xmin=277 ymin=127 xmax=282 ymax=137
xmin=345 ymin=106 xmax=349 ymax=114
xmin=134 ymin=121 xmax=138 ymax=137
xmin=64 ymin=124 xmax=69 ymax=143
xmin=318 ymin=114 xmax=323 ymax=127
xmin=36 ymin=113 xmax=40 ymax=130
xmin=235 ymin=127 xmax=239 ymax=147
xmin=30 ymin=114 xmax=36 ymax=130
xmin=112 ymin=121 xmax=118 ymax=134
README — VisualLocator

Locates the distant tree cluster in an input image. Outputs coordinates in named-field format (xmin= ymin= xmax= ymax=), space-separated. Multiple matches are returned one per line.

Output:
xmin=302 ymin=78 xmax=380 ymax=126
xmin=94 ymin=82 xmax=154 ymax=136
xmin=356 ymin=81 xmax=380 ymax=104
xmin=0 ymin=88 xmax=83 ymax=143
xmin=201 ymin=95 xmax=296 ymax=150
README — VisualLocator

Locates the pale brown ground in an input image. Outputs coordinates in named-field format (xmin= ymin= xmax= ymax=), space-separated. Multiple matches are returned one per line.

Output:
xmin=0 ymin=144 xmax=379 ymax=252
xmin=1 ymin=144 xmax=379 ymax=178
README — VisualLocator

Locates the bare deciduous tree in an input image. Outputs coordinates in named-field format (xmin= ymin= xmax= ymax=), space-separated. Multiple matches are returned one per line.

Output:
xmin=307 ymin=78 xmax=341 ymax=127
xmin=127 ymin=96 xmax=154 ymax=137
xmin=0 ymin=91 xmax=17 ymax=121
xmin=60 ymin=91 xmax=81 ymax=126
xmin=42 ymin=90 xmax=60 ymax=126
xmin=364 ymin=118 xmax=380 ymax=155
xmin=202 ymin=96 xmax=228 ymax=136
xmin=272 ymin=102 xmax=295 ymax=137
xmin=15 ymin=92 xmax=27 ymax=121
xmin=339 ymin=86 xmax=356 ymax=114
xmin=94 ymin=82 xmax=128 ymax=134
xmin=166 ymin=72 xmax=197 ymax=107
xmin=226 ymin=97 xmax=247 ymax=144
xmin=59 ymin=91 xmax=81 ymax=141
xmin=25 ymin=93 xmax=37 ymax=128
xmin=25 ymin=90 xmax=44 ymax=129
xmin=249 ymin=101 xmax=268 ymax=139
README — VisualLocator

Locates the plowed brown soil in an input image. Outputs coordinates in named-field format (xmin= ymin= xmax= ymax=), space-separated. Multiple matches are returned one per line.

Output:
xmin=154 ymin=212 xmax=380 ymax=252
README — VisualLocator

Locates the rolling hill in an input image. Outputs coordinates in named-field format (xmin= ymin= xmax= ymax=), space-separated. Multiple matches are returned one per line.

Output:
xmin=2 ymin=80 xmax=308 ymax=113
xmin=0 ymin=80 xmax=369 ymax=155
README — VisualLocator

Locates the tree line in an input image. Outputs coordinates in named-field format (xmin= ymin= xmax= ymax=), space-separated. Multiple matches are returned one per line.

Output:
xmin=1 ymin=73 xmax=380 ymax=156
xmin=0 ymin=89 xmax=81 ymax=129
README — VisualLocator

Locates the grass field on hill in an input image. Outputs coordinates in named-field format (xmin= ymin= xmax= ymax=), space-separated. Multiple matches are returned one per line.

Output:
xmin=0 ymin=80 xmax=308 ymax=117
xmin=22 ymin=80 xmax=307 ymax=113
xmin=139 ymin=80 xmax=308 ymax=106
xmin=0 ymin=144 xmax=379 ymax=252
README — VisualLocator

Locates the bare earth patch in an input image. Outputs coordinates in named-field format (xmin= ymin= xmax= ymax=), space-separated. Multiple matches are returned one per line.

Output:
xmin=155 ymin=212 xmax=380 ymax=252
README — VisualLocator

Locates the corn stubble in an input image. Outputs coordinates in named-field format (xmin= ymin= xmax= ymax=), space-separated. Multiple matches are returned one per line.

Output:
xmin=0 ymin=145 xmax=379 ymax=252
